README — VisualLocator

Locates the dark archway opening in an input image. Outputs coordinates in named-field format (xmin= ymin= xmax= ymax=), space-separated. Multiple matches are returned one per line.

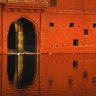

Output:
xmin=8 ymin=17 xmax=36 ymax=52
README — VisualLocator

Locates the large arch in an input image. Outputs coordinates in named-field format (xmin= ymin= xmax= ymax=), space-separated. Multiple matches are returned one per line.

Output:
xmin=8 ymin=17 xmax=37 ymax=53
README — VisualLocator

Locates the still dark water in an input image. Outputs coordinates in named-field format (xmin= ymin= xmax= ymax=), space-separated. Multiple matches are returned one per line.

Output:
xmin=0 ymin=54 xmax=96 ymax=96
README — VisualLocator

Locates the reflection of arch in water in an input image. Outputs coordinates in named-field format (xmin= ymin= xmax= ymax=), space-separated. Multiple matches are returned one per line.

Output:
xmin=7 ymin=55 xmax=36 ymax=88
xmin=8 ymin=17 xmax=37 ymax=52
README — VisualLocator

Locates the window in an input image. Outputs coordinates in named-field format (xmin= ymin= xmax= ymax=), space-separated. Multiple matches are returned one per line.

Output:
xmin=84 ymin=29 xmax=88 ymax=35
xmin=69 ymin=23 xmax=74 ymax=27
xmin=73 ymin=39 xmax=78 ymax=46
xmin=50 ymin=0 xmax=57 ymax=7
xmin=93 ymin=23 xmax=96 ymax=28
xmin=50 ymin=22 xmax=54 ymax=27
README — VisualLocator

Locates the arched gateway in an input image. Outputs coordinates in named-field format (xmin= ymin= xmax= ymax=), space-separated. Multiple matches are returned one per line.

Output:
xmin=8 ymin=17 xmax=37 ymax=53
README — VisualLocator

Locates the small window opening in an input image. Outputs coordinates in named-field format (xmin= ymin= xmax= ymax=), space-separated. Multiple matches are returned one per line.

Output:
xmin=84 ymin=29 xmax=88 ymax=35
xmin=50 ymin=22 xmax=54 ymax=27
xmin=93 ymin=23 xmax=96 ymax=28
xmin=69 ymin=23 xmax=74 ymax=27
xmin=50 ymin=0 xmax=57 ymax=7
xmin=73 ymin=39 xmax=78 ymax=46
xmin=73 ymin=60 xmax=78 ymax=69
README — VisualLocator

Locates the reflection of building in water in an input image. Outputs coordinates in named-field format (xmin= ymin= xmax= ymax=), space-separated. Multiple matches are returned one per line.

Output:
xmin=14 ymin=55 xmax=23 ymax=84
xmin=0 ymin=55 xmax=2 ymax=95
xmin=7 ymin=55 xmax=36 ymax=88
xmin=40 ymin=54 xmax=96 ymax=96
xmin=92 ymin=77 xmax=96 ymax=86
xmin=83 ymin=69 xmax=88 ymax=80
xmin=2 ymin=54 xmax=96 ymax=96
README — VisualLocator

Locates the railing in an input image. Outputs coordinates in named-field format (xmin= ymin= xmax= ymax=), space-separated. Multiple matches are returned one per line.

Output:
xmin=8 ymin=49 xmax=40 ymax=55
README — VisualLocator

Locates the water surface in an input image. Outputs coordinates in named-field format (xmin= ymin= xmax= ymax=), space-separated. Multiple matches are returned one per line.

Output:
xmin=0 ymin=54 xmax=96 ymax=96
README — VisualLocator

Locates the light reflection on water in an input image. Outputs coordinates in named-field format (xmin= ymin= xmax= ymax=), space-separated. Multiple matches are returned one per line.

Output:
xmin=0 ymin=54 xmax=96 ymax=96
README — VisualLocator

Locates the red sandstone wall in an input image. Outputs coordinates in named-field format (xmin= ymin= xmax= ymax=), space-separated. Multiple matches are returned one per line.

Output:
xmin=57 ymin=0 xmax=84 ymax=10
xmin=47 ymin=0 xmax=96 ymax=12
xmin=1 ymin=0 xmax=96 ymax=54
xmin=40 ymin=0 xmax=96 ymax=53
xmin=0 ymin=5 xmax=1 ymax=54
xmin=57 ymin=0 xmax=96 ymax=10
xmin=85 ymin=0 xmax=96 ymax=10
xmin=40 ymin=13 xmax=96 ymax=53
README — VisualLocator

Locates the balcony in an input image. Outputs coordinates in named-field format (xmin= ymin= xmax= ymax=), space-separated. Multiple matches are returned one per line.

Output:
xmin=1 ymin=0 xmax=48 ymax=11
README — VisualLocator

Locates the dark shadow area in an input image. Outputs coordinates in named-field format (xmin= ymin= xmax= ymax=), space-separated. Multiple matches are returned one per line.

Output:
xmin=7 ymin=55 xmax=36 ymax=89
xmin=8 ymin=17 xmax=36 ymax=52
xmin=7 ymin=55 xmax=15 ymax=83
xmin=21 ymin=18 xmax=36 ymax=52
xmin=8 ymin=23 xmax=16 ymax=50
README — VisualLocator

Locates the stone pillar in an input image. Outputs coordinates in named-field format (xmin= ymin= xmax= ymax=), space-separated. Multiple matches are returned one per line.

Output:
xmin=18 ymin=31 xmax=23 ymax=52
xmin=0 ymin=4 xmax=3 ymax=54
xmin=15 ymin=21 xmax=23 ymax=52
xmin=0 ymin=5 xmax=2 ymax=95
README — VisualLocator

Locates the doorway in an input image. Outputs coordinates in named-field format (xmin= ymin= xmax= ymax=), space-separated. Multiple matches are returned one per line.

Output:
xmin=8 ymin=17 xmax=37 ymax=53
